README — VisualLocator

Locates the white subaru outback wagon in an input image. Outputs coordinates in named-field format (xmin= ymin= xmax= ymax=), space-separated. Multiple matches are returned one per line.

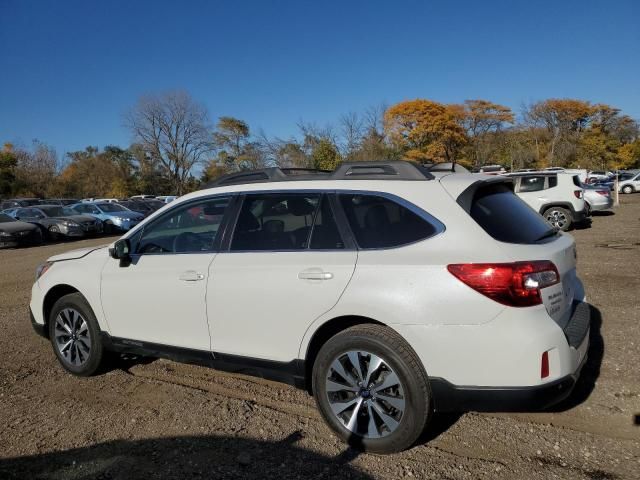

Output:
xmin=30 ymin=161 xmax=590 ymax=453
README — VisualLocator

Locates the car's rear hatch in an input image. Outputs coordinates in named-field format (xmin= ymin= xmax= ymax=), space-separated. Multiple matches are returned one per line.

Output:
xmin=442 ymin=175 xmax=582 ymax=327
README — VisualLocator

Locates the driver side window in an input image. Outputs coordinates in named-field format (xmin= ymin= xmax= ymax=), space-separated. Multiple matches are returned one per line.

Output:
xmin=136 ymin=196 xmax=231 ymax=254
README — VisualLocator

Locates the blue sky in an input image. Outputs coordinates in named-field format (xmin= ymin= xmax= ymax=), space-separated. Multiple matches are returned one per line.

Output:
xmin=1 ymin=0 xmax=639 ymax=160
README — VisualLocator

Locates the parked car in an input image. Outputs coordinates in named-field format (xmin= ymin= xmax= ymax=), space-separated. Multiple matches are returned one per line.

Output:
xmin=70 ymin=202 xmax=144 ymax=232
xmin=93 ymin=198 xmax=120 ymax=203
xmin=139 ymin=198 xmax=166 ymax=211
xmin=0 ymin=213 xmax=44 ymax=248
xmin=618 ymin=171 xmax=640 ymax=194
xmin=116 ymin=200 xmax=156 ymax=218
xmin=587 ymin=170 xmax=613 ymax=182
xmin=1 ymin=207 xmax=20 ymax=217
xmin=0 ymin=198 xmax=42 ymax=209
xmin=130 ymin=195 xmax=156 ymax=200
xmin=155 ymin=195 xmax=177 ymax=203
xmin=14 ymin=205 xmax=103 ymax=239
xmin=44 ymin=198 xmax=80 ymax=206
xmin=477 ymin=164 xmax=506 ymax=175
xmin=581 ymin=184 xmax=613 ymax=213
xmin=30 ymin=161 xmax=590 ymax=454
xmin=507 ymin=172 xmax=587 ymax=231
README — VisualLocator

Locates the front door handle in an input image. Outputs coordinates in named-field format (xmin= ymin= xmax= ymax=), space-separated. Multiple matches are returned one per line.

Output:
xmin=179 ymin=270 xmax=205 ymax=282
xmin=298 ymin=268 xmax=333 ymax=281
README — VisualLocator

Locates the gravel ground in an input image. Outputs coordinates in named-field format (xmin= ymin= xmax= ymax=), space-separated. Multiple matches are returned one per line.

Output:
xmin=0 ymin=195 xmax=638 ymax=479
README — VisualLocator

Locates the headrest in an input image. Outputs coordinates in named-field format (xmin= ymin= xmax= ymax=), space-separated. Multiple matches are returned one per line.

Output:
xmin=236 ymin=210 xmax=259 ymax=231
xmin=288 ymin=197 xmax=317 ymax=216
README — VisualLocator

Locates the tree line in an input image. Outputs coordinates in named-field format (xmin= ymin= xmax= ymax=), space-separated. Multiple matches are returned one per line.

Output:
xmin=2 ymin=91 xmax=639 ymax=199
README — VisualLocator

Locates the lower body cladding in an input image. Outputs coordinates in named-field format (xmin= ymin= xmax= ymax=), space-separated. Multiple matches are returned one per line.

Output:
xmin=393 ymin=300 xmax=590 ymax=412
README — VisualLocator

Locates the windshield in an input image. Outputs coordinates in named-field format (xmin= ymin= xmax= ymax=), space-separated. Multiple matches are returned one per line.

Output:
xmin=0 ymin=214 xmax=15 ymax=223
xmin=98 ymin=203 xmax=129 ymax=213
xmin=39 ymin=206 xmax=76 ymax=217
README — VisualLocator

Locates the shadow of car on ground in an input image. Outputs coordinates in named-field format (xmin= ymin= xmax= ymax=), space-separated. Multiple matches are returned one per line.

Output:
xmin=0 ymin=431 xmax=373 ymax=480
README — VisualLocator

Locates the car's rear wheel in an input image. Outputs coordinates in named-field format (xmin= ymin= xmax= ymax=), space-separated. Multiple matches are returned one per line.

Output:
xmin=621 ymin=185 xmax=634 ymax=194
xmin=312 ymin=324 xmax=431 ymax=454
xmin=543 ymin=207 xmax=572 ymax=231
xmin=48 ymin=293 xmax=104 ymax=376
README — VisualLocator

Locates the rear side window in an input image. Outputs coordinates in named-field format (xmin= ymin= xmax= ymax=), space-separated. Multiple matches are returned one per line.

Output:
xmin=338 ymin=194 xmax=437 ymax=249
xmin=309 ymin=197 xmax=344 ymax=249
xmin=469 ymin=184 xmax=554 ymax=244
xmin=518 ymin=176 xmax=546 ymax=192
xmin=231 ymin=193 xmax=320 ymax=251
xmin=549 ymin=176 xmax=558 ymax=188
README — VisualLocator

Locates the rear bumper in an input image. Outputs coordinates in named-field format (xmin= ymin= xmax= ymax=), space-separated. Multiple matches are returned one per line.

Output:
xmin=588 ymin=198 xmax=613 ymax=211
xmin=571 ymin=208 xmax=588 ymax=222
xmin=430 ymin=367 xmax=582 ymax=412
xmin=429 ymin=301 xmax=590 ymax=412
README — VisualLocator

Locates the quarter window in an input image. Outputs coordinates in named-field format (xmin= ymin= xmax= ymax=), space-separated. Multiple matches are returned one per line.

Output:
xmin=136 ymin=197 xmax=230 ymax=254
xmin=230 ymin=193 xmax=320 ymax=251
xmin=338 ymin=194 xmax=437 ymax=249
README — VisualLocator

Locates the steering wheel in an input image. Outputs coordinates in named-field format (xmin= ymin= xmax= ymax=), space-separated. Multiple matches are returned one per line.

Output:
xmin=172 ymin=231 xmax=206 ymax=253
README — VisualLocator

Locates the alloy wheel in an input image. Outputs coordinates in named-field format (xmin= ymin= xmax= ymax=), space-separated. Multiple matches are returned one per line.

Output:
xmin=325 ymin=350 xmax=405 ymax=439
xmin=54 ymin=308 xmax=91 ymax=366
xmin=545 ymin=209 xmax=568 ymax=229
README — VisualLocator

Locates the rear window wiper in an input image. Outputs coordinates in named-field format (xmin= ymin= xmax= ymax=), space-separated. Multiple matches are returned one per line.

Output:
xmin=535 ymin=227 xmax=559 ymax=242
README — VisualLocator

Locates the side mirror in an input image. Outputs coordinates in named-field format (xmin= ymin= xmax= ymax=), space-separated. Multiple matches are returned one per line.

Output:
xmin=109 ymin=239 xmax=132 ymax=266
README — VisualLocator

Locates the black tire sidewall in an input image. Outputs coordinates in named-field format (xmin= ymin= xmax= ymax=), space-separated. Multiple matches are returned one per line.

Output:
xmin=48 ymin=293 xmax=103 ymax=376
xmin=312 ymin=328 xmax=430 ymax=454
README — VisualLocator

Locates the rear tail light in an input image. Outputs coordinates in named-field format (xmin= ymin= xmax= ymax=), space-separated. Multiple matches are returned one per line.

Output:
xmin=573 ymin=190 xmax=583 ymax=199
xmin=541 ymin=351 xmax=550 ymax=378
xmin=447 ymin=261 xmax=560 ymax=307
xmin=596 ymin=190 xmax=609 ymax=196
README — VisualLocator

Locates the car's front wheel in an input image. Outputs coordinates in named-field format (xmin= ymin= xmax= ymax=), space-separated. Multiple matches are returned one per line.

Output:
xmin=543 ymin=206 xmax=572 ymax=231
xmin=48 ymin=293 xmax=104 ymax=376
xmin=312 ymin=324 xmax=431 ymax=454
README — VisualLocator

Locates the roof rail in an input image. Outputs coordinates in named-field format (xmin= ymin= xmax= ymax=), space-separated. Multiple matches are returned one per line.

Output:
xmin=201 ymin=161 xmax=435 ymax=188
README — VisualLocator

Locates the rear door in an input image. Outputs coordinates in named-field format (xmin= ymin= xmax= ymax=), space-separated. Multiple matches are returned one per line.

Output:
xmin=207 ymin=192 xmax=357 ymax=362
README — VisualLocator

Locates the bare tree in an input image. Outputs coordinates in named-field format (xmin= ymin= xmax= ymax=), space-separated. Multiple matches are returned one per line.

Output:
xmin=339 ymin=111 xmax=364 ymax=159
xmin=125 ymin=91 xmax=213 ymax=195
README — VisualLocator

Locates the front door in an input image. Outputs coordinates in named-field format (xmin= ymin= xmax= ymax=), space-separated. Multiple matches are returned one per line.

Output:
xmin=207 ymin=192 xmax=357 ymax=361
xmin=101 ymin=196 xmax=232 ymax=350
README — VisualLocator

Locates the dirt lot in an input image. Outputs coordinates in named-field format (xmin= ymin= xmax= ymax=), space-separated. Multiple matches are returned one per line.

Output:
xmin=1 ymin=196 xmax=639 ymax=480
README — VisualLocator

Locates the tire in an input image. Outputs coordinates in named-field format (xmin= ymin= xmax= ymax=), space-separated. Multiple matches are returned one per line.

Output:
xmin=543 ymin=206 xmax=572 ymax=231
xmin=103 ymin=221 xmax=113 ymax=234
xmin=312 ymin=324 xmax=431 ymax=454
xmin=48 ymin=225 xmax=61 ymax=241
xmin=48 ymin=293 xmax=104 ymax=376
xmin=584 ymin=202 xmax=591 ymax=217
xmin=621 ymin=185 xmax=634 ymax=194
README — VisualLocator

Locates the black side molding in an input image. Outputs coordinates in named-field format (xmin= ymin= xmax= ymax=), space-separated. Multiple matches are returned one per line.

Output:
xmin=101 ymin=334 xmax=306 ymax=389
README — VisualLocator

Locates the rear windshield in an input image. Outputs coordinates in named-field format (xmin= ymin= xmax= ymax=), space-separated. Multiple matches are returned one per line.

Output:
xmin=469 ymin=184 xmax=556 ymax=244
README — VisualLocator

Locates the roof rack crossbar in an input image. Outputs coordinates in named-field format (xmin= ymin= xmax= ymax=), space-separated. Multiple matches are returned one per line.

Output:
xmin=202 ymin=160 xmax=436 ymax=189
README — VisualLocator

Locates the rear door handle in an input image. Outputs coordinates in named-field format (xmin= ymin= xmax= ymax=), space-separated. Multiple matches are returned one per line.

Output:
xmin=179 ymin=270 xmax=205 ymax=282
xmin=298 ymin=268 xmax=333 ymax=281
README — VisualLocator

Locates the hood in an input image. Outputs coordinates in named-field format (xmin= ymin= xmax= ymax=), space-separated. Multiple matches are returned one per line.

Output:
xmin=0 ymin=220 xmax=38 ymax=233
xmin=48 ymin=244 xmax=109 ymax=262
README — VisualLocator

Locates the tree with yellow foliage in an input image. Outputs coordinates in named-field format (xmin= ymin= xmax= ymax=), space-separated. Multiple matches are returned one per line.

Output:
xmin=384 ymin=99 xmax=467 ymax=163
